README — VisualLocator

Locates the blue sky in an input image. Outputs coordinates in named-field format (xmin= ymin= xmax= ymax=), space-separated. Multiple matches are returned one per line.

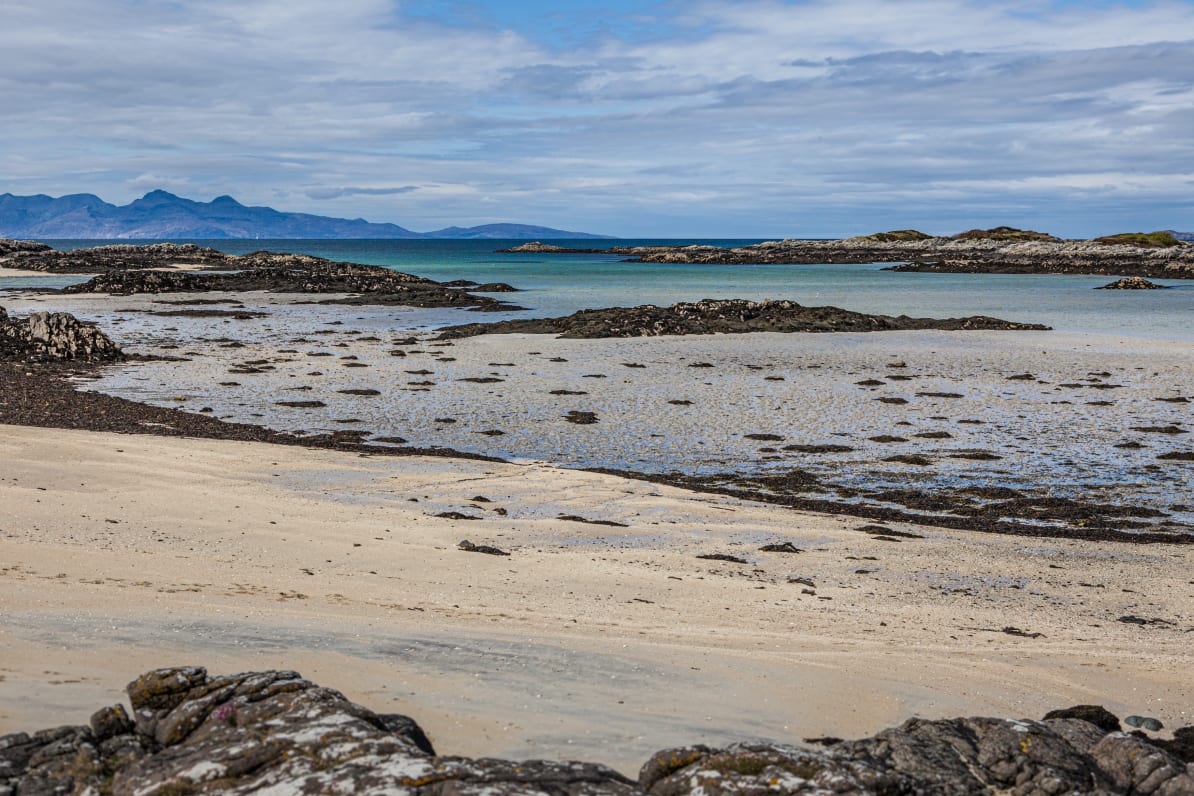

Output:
xmin=2 ymin=0 xmax=1193 ymax=236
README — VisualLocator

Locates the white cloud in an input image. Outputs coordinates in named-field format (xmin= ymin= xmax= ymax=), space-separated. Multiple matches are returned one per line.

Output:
xmin=1 ymin=0 xmax=1192 ymax=235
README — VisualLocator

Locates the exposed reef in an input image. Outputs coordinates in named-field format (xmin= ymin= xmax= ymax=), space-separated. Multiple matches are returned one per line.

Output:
xmin=2 ymin=666 xmax=1190 ymax=795
xmin=436 ymin=299 xmax=1050 ymax=340
xmin=1 ymin=242 xmax=229 ymax=272
xmin=1 ymin=241 xmax=523 ymax=310
xmin=497 ymin=228 xmax=1194 ymax=279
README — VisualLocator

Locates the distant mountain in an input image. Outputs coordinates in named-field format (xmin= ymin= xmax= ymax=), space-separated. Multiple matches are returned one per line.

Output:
xmin=1165 ymin=229 xmax=1194 ymax=241
xmin=0 ymin=190 xmax=612 ymax=240
xmin=422 ymin=223 xmax=608 ymax=240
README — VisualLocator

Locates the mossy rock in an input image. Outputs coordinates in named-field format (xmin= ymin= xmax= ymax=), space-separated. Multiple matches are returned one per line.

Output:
xmin=851 ymin=229 xmax=933 ymax=242
xmin=1091 ymin=231 xmax=1184 ymax=248
xmin=952 ymin=226 xmax=1060 ymax=242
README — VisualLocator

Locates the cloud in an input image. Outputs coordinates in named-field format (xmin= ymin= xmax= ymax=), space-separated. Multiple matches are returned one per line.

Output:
xmin=304 ymin=186 xmax=421 ymax=200
xmin=1 ymin=0 xmax=1193 ymax=235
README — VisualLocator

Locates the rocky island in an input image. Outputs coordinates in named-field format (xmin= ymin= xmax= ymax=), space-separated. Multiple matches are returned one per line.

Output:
xmin=503 ymin=228 xmax=1194 ymax=279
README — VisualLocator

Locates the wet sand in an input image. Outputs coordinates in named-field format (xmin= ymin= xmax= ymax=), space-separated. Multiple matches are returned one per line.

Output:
xmin=3 ymin=288 xmax=1188 ymax=534
xmin=2 ymin=425 xmax=1192 ymax=773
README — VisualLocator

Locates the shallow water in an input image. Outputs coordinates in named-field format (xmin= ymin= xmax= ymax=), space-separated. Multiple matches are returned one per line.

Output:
xmin=6 ymin=238 xmax=1194 ymax=342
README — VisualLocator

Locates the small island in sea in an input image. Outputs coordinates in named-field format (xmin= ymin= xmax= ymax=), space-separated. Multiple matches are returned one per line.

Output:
xmin=2 ymin=233 xmax=1192 ymax=793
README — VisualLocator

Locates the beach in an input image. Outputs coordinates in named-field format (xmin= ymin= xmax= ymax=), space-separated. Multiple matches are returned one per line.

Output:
xmin=3 ymin=424 xmax=1192 ymax=774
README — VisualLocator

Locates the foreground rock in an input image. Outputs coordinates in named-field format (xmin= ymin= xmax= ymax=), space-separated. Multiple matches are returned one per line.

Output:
xmin=0 ymin=305 xmax=125 ymax=362
xmin=436 ymin=298 xmax=1049 ymax=339
xmin=2 ymin=667 xmax=1191 ymax=795
xmin=500 ymin=228 xmax=1194 ymax=279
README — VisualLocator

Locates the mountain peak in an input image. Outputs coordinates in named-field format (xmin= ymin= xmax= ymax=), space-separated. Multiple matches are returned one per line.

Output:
xmin=0 ymin=190 xmax=611 ymax=240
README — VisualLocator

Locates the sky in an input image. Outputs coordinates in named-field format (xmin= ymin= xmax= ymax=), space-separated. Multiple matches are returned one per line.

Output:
xmin=2 ymin=0 xmax=1193 ymax=237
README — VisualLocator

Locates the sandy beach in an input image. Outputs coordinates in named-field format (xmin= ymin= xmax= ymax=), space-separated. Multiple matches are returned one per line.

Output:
xmin=3 ymin=272 xmax=1193 ymax=781
xmin=2 ymin=423 xmax=1192 ymax=773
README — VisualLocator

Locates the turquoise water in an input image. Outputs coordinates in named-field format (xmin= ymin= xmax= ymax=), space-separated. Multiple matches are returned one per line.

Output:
xmin=7 ymin=238 xmax=1194 ymax=342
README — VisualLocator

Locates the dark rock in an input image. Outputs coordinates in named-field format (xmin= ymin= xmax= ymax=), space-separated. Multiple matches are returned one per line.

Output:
xmin=1097 ymin=276 xmax=1169 ymax=289
xmin=744 ymin=433 xmax=785 ymax=441
xmin=4 ymin=666 xmax=1193 ymax=795
xmin=696 ymin=553 xmax=749 ymax=564
xmin=1044 ymin=705 xmax=1122 ymax=733
xmin=457 ymin=539 xmax=510 ymax=555
xmin=758 ymin=542 xmax=802 ymax=553
xmin=275 ymin=400 xmax=326 ymax=408
xmin=558 ymin=515 xmax=630 ymax=527
xmin=435 ymin=299 xmax=1050 ymax=340
xmin=857 ymin=525 xmax=924 ymax=539
xmin=337 ymin=388 xmax=382 ymax=396
xmin=0 ymin=306 xmax=125 ymax=363
xmin=885 ymin=454 xmax=933 ymax=465
xmin=436 ymin=512 xmax=482 ymax=521
xmin=59 ymin=251 xmax=521 ymax=311
xmin=1158 ymin=451 xmax=1194 ymax=461
xmin=565 ymin=411 xmax=599 ymax=424
xmin=1118 ymin=615 xmax=1175 ymax=626
xmin=783 ymin=443 xmax=854 ymax=453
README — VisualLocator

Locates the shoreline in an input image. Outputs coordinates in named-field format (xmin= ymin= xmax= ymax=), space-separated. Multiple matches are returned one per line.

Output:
xmin=3 ymin=284 xmax=1193 ymax=541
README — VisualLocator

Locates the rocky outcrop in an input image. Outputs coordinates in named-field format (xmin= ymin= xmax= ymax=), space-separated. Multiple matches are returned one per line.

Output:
xmin=0 ymin=306 xmax=125 ymax=362
xmin=2 ymin=242 xmax=230 ymax=273
xmin=498 ymin=232 xmax=1194 ymax=279
xmin=436 ymin=299 xmax=1050 ymax=339
xmin=0 ymin=667 xmax=637 ymax=795
xmin=2 ymin=667 xmax=1191 ymax=795
xmin=497 ymin=241 xmax=601 ymax=253
xmin=0 ymin=238 xmax=52 ymax=257
xmin=642 ymin=718 xmax=1194 ymax=794
xmin=61 ymin=256 xmax=523 ymax=311
xmin=1098 ymin=277 xmax=1169 ymax=290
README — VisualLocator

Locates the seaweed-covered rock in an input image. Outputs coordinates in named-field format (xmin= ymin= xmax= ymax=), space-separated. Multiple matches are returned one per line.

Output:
xmin=62 ymin=257 xmax=521 ymax=311
xmin=436 ymin=298 xmax=1049 ymax=340
xmin=1097 ymin=276 xmax=1168 ymax=290
xmin=0 ymin=306 xmax=125 ymax=362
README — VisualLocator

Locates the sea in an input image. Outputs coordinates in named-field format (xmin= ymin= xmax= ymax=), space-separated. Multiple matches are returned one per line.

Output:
xmin=4 ymin=238 xmax=1193 ymax=342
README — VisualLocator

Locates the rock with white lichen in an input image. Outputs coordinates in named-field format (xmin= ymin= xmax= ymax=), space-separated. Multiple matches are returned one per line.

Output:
xmin=1 ymin=667 xmax=1191 ymax=794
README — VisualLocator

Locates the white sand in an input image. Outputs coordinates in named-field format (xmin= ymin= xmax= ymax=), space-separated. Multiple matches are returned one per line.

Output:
xmin=2 ymin=424 xmax=1191 ymax=772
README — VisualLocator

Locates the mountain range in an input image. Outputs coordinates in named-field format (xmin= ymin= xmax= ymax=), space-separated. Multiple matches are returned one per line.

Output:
xmin=0 ymin=190 xmax=612 ymax=240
